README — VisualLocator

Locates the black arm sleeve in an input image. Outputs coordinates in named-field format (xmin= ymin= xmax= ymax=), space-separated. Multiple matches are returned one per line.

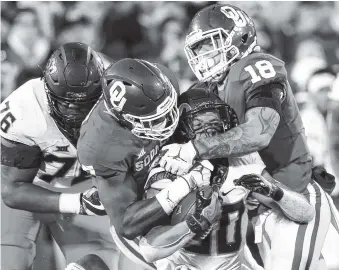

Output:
xmin=245 ymin=83 xmax=285 ymax=116
xmin=1 ymin=137 xmax=42 ymax=169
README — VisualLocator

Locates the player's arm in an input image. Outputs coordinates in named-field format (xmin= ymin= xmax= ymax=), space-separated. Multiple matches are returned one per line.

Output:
xmin=94 ymin=168 xmax=170 ymax=240
xmin=160 ymin=84 xmax=282 ymax=175
xmin=93 ymin=163 xmax=211 ymax=240
xmin=139 ymin=223 xmax=196 ymax=262
xmin=235 ymin=171 xmax=315 ymax=223
xmin=139 ymin=187 xmax=221 ymax=263
xmin=1 ymin=138 xmax=103 ymax=215
xmin=193 ymin=84 xmax=282 ymax=160
xmin=0 ymin=137 xmax=59 ymax=212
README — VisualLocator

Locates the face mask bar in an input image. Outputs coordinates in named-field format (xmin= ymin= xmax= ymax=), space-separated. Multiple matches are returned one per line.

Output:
xmin=185 ymin=28 xmax=240 ymax=82
xmin=179 ymin=102 xmax=238 ymax=140
xmin=126 ymin=102 xmax=179 ymax=141
xmin=123 ymin=88 xmax=179 ymax=141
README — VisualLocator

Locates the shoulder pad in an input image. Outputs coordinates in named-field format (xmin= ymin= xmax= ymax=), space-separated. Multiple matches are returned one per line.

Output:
xmin=229 ymin=53 xmax=288 ymax=93
xmin=0 ymin=79 xmax=47 ymax=145
xmin=77 ymin=126 xmax=129 ymax=176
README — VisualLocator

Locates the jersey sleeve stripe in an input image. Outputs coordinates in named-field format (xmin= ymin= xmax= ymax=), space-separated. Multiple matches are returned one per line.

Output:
xmin=304 ymin=182 xmax=322 ymax=269
xmin=291 ymin=186 xmax=311 ymax=270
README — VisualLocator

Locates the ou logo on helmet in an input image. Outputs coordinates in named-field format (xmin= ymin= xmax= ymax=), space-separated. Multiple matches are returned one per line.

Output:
xmin=220 ymin=6 xmax=248 ymax=28
xmin=110 ymin=81 xmax=127 ymax=111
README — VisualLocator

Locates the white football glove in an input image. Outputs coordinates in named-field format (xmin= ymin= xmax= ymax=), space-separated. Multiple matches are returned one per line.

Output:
xmin=178 ymin=160 xmax=214 ymax=190
xmin=159 ymin=141 xmax=198 ymax=175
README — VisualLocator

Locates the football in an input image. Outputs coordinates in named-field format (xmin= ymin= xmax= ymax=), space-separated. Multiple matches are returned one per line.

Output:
xmin=171 ymin=189 xmax=197 ymax=225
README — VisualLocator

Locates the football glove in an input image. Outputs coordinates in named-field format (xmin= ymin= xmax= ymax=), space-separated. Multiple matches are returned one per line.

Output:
xmin=186 ymin=186 xmax=222 ymax=239
xmin=234 ymin=173 xmax=284 ymax=201
xmin=79 ymin=187 xmax=107 ymax=216
xmin=312 ymin=165 xmax=336 ymax=194
xmin=159 ymin=141 xmax=197 ymax=175
xmin=179 ymin=160 xmax=214 ymax=190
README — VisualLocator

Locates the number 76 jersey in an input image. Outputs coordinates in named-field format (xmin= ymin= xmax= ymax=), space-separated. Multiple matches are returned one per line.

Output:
xmin=0 ymin=79 xmax=86 ymax=187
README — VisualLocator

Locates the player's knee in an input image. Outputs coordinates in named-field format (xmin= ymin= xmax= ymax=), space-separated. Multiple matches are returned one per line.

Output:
xmin=65 ymin=254 xmax=110 ymax=270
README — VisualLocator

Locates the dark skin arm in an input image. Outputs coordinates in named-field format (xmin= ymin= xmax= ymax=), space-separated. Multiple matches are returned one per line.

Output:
xmin=194 ymin=107 xmax=280 ymax=160
xmin=1 ymin=138 xmax=61 ymax=212
xmin=95 ymin=171 xmax=168 ymax=240
xmin=1 ymin=165 xmax=62 ymax=212
xmin=139 ymin=222 xmax=196 ymax=263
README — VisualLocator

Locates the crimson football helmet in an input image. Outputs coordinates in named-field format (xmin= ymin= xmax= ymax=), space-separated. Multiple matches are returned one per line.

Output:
xmin=185 ymin=4 xmax=257 ymax=82
xmin=102 ymin=59 xmax=180 ymax=141
xmin=44 ymin=42 xmax=103 ymax=142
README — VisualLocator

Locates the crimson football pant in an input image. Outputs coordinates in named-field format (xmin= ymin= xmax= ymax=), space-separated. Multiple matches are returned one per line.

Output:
xmin=253 ymin=180 xmax=331 ymax=270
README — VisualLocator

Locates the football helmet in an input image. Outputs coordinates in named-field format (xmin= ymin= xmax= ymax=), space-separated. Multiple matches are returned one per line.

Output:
xmin=185 ymin=4 xmax=257 ymax=82
xmin=43 ymin=42 xmax=103 ymax=142
xmin=102 ymin=58 xmax=180 ymax=141
xmin=176 ymin=84 xmax=238 ymax=142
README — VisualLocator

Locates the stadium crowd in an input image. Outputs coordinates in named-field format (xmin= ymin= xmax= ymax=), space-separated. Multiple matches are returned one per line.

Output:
xmin=1 ymin=1 xmax=339 ymax=270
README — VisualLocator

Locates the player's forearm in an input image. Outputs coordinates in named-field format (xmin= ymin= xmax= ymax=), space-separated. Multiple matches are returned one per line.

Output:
xmin=252 ymin=183 xmax=314 ymax=223
xmin=193 ymin=107 xmax=279 ymax=160
xmin=122 ymin=198 xmax=169 ymax=240
xmin=2 ymin=181 xmax=61 ymax=213
xmin=139 ymin=222 xmax=195 ymax=262
xmin=274 ymin=187 xmax=314 ymax=223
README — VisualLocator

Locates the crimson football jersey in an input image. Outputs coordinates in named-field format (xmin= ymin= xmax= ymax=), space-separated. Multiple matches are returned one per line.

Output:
xmin=210 ymin=52 xmax=312 ymax=192
xmin=77 ymin=98 xmax=166 ymax=198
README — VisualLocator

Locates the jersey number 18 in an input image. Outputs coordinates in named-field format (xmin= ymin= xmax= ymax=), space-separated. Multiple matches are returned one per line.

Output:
xmin=244 ymin=60 xmax=276 ymax=83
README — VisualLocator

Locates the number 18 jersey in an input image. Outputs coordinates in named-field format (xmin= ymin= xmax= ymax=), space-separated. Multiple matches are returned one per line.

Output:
xmin=0 ymin=78 xmax=86 ymax=187
xmin=217 ymin=52 xmax=313 ymax=192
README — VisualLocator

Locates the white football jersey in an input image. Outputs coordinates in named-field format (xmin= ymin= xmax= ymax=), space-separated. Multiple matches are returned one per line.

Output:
xmin=0 ymin=78 xmax=86 ymax=188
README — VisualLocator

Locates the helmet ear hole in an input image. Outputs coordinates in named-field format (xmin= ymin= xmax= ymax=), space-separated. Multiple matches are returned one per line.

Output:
xmin=241 ymin=34 xmax=248 ymax=44
xmin=106 ymin=79 xmax=113 ymax=86
xmin=123 ymin=81 xmax=132 ymax=86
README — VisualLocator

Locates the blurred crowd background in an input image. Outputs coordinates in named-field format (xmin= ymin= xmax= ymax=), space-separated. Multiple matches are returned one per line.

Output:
xmin=1 ymin=2 xmax=339 ymax=269
xmin=1 ymin=0 xmax=339 ymax=179
xmin=2 ymin=1 xmax=339 ymax=97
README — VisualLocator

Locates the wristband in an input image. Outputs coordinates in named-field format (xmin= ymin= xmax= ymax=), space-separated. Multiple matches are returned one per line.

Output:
xmin=156 ymin=177 xmax=190 ymax=215
xmin=59 ymin=193 xmax=81 ymax=214
xmin=271 ymin=186 xmax=284 ymax=201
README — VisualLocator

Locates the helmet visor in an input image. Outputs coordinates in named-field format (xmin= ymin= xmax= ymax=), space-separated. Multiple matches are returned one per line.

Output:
xmin=185 ymin=28 xmax=239 ymax=82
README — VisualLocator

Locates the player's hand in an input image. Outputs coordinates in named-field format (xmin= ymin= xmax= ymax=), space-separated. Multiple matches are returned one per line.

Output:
xmin=179 ymin=160 xmax=214 ymax=190
xmin=234 ymin=173 xmax=283 ymax=201
xmin=79 ymin=187 xmax=107 ymax=216
xmin=211 ymin=163 xmax=229 ymax=190
xmin=186 ymin=186 xmax=222 ymax=239
xmin=159 ymin=141 xmax=197 ymax=175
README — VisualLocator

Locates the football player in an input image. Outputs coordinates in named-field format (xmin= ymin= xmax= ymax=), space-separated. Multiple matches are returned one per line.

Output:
xmin=138 ymin=87 xmax=317 ymax=270
xmin=77 ymin=58 xmax=215 ymax=270
xmin=0 ymin=43 xmax=118 ymax=270
xmin=159 ymin=4 xmax=333 ymax=270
